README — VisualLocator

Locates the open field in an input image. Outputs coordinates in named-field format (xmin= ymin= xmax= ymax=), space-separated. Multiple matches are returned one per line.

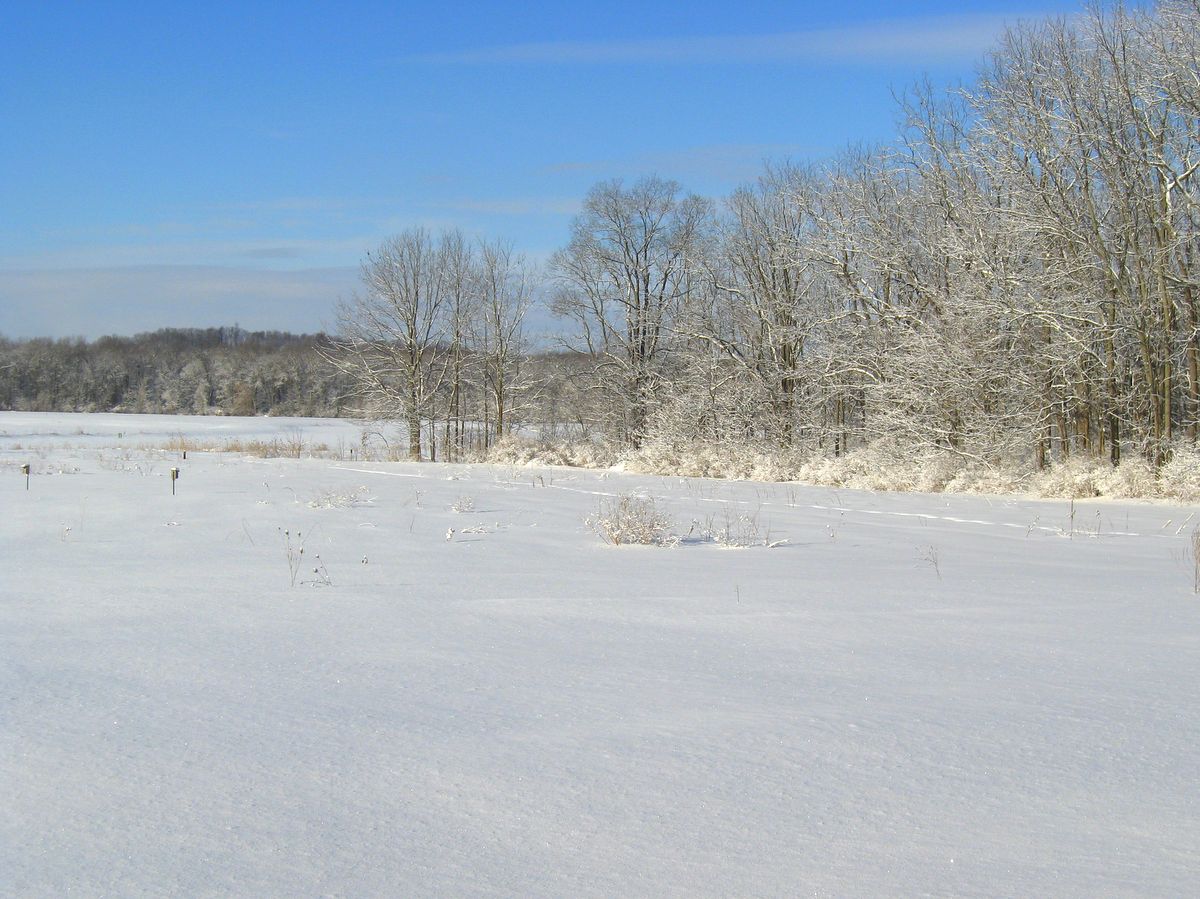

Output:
xmin=3 ymin=412 xmax=1199 ymax=896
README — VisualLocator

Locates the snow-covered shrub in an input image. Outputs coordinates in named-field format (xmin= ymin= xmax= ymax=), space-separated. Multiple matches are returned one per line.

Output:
xmin=1095 ymin=457 xmax=1157 ymax=499
xmin=622 ymin=440 xmax=709 ymax=478
xmin=692 ymin=506 xmax=773 ymax=548
xmin=1033 ymin=457 xmax=1113 ymax=499
xmin=621 ymin=439 xmax=807 ymax=482
xmin=307 ymin=485 xmax=372 ymax=509
xmin=795 ymin=442 xmax=966 ymax=493
xmin=483 ymin=432 xmax=1179 ymax=501
xmin=1158 ymin=445 xmax=1200 ymax=501
xmin=934 ymin=453 xmax=1161 ymax=500
xmin=569 ymin=439 xmax=620 ymax=468
xmin=485 ymin=435 xmax=618 ymax=469
xmin=587 ymin=494 xmax=677 ymax=546
xmin=942 ymin=463 xmax=1028 ymax=496
xmin=480 ymin=436 xmax=540 ymax=466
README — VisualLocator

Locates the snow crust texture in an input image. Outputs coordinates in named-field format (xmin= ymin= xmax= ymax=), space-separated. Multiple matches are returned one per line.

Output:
xmin=3 ymin=413 xmax=1198 ymax=896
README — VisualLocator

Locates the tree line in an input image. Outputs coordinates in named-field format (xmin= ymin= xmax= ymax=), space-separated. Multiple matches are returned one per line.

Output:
xmin=332 ymin=2 xmax=1200 ymax=472
xmin=0 ymin=324 xmax=594 ymax=457
xmin=6 ymin=3 xmax=1199 ymax=479
xmin=0 ymin=328 xmax=350 ymax=417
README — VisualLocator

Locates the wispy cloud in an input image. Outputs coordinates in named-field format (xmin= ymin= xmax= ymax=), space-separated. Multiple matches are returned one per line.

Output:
xmin=210 ymin=195 xmax=400 ymax=214
xmin=0 ymin=236 xmax=376 ymax=271
xmin=0 ymin=265 xmax=358 ymax=339
xmin=236 ymin=246 xmax=324 ymax=261
xmin=544 ymin=142 xmax=827 ymax=184
xmin=409 ymin=12 xmax=1044 ymax=66
xmin=432 ymin=197 xmax=582 ymax=216
xmin=0 ymin=264 xmax=576 ymax=343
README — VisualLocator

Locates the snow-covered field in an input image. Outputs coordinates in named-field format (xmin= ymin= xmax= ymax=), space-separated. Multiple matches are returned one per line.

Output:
xmin=3 ymin=411 xmax=1198 ymax=896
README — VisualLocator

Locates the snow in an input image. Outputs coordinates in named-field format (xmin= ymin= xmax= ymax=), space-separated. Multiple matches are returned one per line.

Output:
xmin=3 ymin=411 xmax=1199 ymax=896
xmin=0 ymin=409 xmax=369 ymax=451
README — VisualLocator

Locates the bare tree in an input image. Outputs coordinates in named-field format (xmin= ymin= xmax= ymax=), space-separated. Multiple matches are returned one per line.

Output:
xmin=967 ymin=2 xmax=1200 ymax=465
xmin=550 ymin=177 xmax=710 ymax=446
xmin=690 ymin=162 xmax=826 ymax=445
xmin=472 ymin=238 xmax=534 ymax=446
xmin=439 ymin=229 xmax=476 ymax=461
xmin=324 ymin=229 xmax=450 ymax=460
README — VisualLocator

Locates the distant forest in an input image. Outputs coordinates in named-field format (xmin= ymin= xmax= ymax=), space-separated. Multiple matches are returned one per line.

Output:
xmin=0 ymin=327 xmax=590 ymax=453
xmin=0 ymin=327 xmax=350 ymax=418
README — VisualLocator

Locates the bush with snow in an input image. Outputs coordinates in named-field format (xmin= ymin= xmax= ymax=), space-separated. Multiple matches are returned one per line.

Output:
xmin=485 ymin=435 xmax=619 ymax=469
xmin=1158 ymin=445 xmax=1200 ymax=502
xmin=587 ymin=494 xmax=677 ymax=546
xmin=479 ymin=433 xmax=1200 ymax=502
xmin=1031 ymin=455 xmax=1158 ymax=500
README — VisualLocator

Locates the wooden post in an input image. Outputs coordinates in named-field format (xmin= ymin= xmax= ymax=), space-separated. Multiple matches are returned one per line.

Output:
xmin=170 ymin=467 xmax=180 ymax=495
xmin=21 ymin=463 xmax=30 ymax=490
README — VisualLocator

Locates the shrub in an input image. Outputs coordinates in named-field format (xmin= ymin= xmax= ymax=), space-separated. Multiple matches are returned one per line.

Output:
xmin=485 ymin=435 xmax=619 ymax=469
xmin=1032 ymin=457 xmax=1107 ymax=498
xmin=307 ymin=485 xmax=372 ymax=509
xmin=694 ymin=507 xmax=771 ymax=548
xmin=1159 ymin=445 xmax=1200 ymax=502
xmin=587 ymin=494 xmax=677 ymax=546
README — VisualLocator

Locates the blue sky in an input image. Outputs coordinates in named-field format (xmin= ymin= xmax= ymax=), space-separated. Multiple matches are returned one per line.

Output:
xmin=1 ymin=1 xmax=1084 ymax=338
